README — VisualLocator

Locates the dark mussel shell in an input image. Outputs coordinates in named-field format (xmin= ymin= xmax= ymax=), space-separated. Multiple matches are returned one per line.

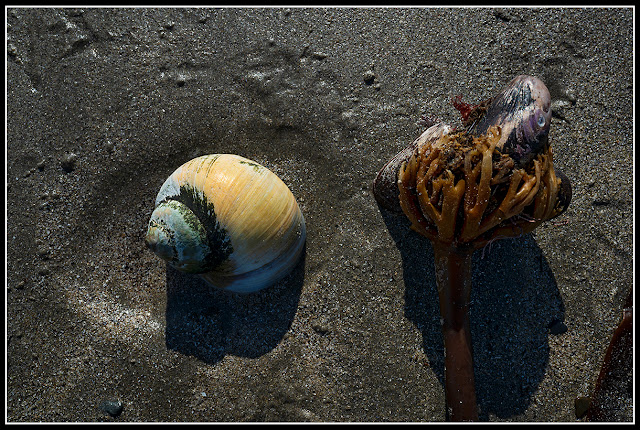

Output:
xmin=373 ymin=75 xmax=570 ymax=218
xmin=469 ymin=75 xmax=552 ymax=167
xmin=372 ymin=123 xmax=451 ymax=213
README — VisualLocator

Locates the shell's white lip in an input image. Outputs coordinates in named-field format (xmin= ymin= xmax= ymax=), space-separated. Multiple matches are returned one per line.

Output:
xmin=155 ymin=175 xmax=183 ymax=207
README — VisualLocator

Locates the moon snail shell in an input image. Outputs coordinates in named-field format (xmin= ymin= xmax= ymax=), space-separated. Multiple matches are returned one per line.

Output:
xmin=145 ymin=154 xmax=306 ymax=293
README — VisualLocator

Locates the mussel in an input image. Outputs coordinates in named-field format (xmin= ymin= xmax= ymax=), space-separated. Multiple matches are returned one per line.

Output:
xmin=372 ymin=75 xmax=572 ymax=421
xmin=468 ymin=74 xmax=553 ymax=167
xmin=145 ymin=154 xmax=306 ymax=293
xmin=374 ymin=74 xmax=571 ymax=234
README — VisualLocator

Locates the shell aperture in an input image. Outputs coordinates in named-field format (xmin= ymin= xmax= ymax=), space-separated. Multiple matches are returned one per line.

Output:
xmin=145 ymin=154 xmax=306 ymax=293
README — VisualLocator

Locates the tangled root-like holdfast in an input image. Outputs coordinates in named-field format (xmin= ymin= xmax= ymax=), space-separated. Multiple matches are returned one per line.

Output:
xmin=398 ymin=126 xmax=562 ymax=249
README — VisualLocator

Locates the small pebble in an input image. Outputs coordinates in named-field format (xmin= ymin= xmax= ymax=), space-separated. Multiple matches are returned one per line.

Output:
xmin=493 ymin=9 xmax=513 ymax=21
xmin=574 ymin=396 xmax=590 ymax=419
xmin=36 ymin=247 xmax=49 ymax=260
xmin=592 ymin=196 xmax=610 ymax=206
xmin=104 ymin=140 xmax=115 ymax=153
xmin=99 ymin=399 xmax=123 ymax=417
xmin=60 ymin=153 xmax=77 ymax=173
xmin=363 ymin=70 xmax=376 ymax=85
xmin=7 ymin=42 xmax=18 ymax=57
xmin=548 ymin=319 xmax=568 ymax=335
xmin=312 ymin=320 xmax=330 ymax=335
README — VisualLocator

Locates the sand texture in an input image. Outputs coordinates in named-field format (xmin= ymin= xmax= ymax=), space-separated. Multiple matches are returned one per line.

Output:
xmin=6 ymin=7 xmax=633 ymax=422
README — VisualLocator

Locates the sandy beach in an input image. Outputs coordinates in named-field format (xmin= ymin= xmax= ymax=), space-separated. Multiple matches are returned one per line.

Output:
xmin=6 ymin=7 xmax=633 ymax=422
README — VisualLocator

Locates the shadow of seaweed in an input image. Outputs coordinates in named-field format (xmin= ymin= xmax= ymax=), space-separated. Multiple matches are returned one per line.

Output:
xmin=378 ymin=208 xmax=565 ymax=420
xmin=164 ymin=249 xmax=305 ymax=364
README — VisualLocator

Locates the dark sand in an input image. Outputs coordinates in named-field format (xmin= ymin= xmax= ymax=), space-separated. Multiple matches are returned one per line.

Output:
xmin=6 ymin=7 xmax=633 ymax=422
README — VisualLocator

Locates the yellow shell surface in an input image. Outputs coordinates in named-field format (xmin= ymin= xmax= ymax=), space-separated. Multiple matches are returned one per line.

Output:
xmin=155 ymin=154 xmax=306 ymax=292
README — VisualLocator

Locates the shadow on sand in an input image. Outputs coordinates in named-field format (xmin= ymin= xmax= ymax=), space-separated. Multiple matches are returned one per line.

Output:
xmin=378 ymin=208 xmax=565 ymax=420
xmin=164 ymin=248 xmax=306 ymax=364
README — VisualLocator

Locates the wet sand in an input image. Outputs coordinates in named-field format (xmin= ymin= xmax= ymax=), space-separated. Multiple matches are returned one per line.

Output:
xmin=6 ymin=7 xmax=634 ymax=422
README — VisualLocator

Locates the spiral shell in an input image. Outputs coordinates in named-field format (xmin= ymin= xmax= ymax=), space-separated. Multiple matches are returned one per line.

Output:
xmin=145 ymin=154 xmax=306 ymax=293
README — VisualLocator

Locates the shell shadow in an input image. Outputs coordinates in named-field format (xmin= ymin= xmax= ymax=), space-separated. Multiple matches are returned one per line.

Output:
xmin=377 ymin=208 xmax=565 ymax=420
xmin=164 ymin=247 xmax=305 ymax=364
